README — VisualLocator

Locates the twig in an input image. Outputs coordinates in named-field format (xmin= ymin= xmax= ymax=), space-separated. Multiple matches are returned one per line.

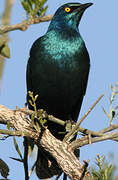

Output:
xmin=64 ymin=94 xmax=104 ymax=142
xmin=80 ymin=160 xmax=90 ymax=180
xmin=0 ymin=0 xmax=14 ymax=88
xmin=70 ymin=131 xmax=118 ymax=150
xmin=0 ymin=15 xmax=53 ymax=34
xmin=0 ymin=135 xmax=9 ymax=140
xmin=15 ymin=107 xmax=65 ymax=126
xmin=78 ymin=94 xmax=104 ymax=126
xmin=99 ymin=124 xmax=118 ymax=134
xmin=88 ymin=133 xmax=92 ymax=144
xmin=0 ymin=129 xmax=30 ymax=137
xmin=77 ymin=127 xmax=104 ymax=137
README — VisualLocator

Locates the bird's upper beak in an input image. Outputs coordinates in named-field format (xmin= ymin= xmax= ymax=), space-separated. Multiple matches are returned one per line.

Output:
xmin=74 ymin=3 xmax=93 ymax=13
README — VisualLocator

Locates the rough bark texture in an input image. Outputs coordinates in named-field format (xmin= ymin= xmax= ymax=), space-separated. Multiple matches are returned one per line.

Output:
xmin=0 ymin=104 xmax=92 ymax=180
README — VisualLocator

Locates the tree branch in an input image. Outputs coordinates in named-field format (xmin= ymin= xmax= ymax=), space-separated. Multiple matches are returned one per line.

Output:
xmin=0 ymin=104 xmax=91 ymax=180
xmin=64 ymin=94 xmax=104 ymax=142
xmin=0 ymin=15 xmax=53 ymax=35
xmin=70 ymin=132 xmax=118 ymax=151
xmin=13 ymin=106 xmax=118 ymax=141
xmin=0 ymin=0 xmax=14 ymax=89
xmin=0 ymin=104 xmax=118 ymax=179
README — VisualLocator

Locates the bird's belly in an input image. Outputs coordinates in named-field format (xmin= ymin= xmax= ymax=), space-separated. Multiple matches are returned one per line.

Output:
xmin=33 ymin=61 xmax=84 ymax=120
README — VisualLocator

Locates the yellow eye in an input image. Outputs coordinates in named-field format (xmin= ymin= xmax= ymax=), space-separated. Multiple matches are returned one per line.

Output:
xmin=65 ymin=7 xmax=71 ymax=13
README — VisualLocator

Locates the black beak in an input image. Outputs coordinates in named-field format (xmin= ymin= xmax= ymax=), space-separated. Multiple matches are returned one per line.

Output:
xmin=74 ymin=3 xmax=93 ymax=13
xmin=80 ymin=3 xmax=93 ymax=10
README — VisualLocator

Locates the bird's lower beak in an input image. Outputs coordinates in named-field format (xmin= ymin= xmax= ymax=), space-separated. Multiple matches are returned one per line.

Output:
xmin=75 ymin=3 xmax=93 ymax=13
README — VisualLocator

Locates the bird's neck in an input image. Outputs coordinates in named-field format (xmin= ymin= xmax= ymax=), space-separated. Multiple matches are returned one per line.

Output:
xmin=48 ymin=18 xmax=79 ymax=32
xmin=47 ymin=26 xmax=82 ymax=44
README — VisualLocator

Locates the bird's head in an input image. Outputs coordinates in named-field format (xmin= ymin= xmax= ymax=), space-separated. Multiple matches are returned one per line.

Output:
xmin=48 ymin=2 xmax=93 ymax=31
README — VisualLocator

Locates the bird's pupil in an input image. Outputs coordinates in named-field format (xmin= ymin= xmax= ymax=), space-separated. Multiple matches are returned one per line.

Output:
xmin=65 ymin=7 xmax=71 ymax=12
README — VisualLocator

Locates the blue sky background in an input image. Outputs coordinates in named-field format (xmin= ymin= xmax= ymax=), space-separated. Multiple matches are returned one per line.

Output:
xmin=0 ymin=0 xmax=118 ymax=179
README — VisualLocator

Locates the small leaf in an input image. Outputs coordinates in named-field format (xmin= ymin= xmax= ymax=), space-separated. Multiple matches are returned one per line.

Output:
xmin=0 ymin=158 xmax=9 ymax=178
xmin=111 ymin=84 xmax=113 ymax=90
xmin=102 ymin=107 xmax=110 ymax=119
xmin=42 ymin=119 xmax=47 ymax=125
xmin=33 ymin=121 xmax=40 ymax=131
xmin=13 ymin=137 xmax=23 ymax=160
xmin=21 ymin=1 xmax=32 ymax=14
xmin=20 ymin=0 xmax=48 ymax=17
xmin=26 ymin=139 xmax=34 ymax=157
xmin=0 ymin=44 xmax=10 ymax=58
xmin=28 ymin=144 xmax=34 ymax=156
xmin=29 ymin=99 xmax=33 ymax=106
xmin=31 ymin=113 xmax=35 ymax=120
xmin=115 ymin=91 xmax=118 ymax=95
xmin=111 ymin=110 xmax=115 ymax=119
xmin=40 ymin=5 xmax=48 ymax=16
xmin=34 ymin=94 xmax=38 ymax=101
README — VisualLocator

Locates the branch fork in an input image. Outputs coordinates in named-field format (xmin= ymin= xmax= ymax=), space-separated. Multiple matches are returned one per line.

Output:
xmin=0 ymin=93 xmax=118 ymax=179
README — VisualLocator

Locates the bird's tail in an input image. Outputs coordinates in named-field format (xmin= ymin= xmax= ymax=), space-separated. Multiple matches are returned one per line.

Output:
xmin=36 ymin=147 xmax=61 ymax=179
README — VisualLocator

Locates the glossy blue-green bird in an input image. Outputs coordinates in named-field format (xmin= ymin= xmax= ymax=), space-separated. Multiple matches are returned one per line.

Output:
xmin=26 ymin=2 xmax=92 ymax=179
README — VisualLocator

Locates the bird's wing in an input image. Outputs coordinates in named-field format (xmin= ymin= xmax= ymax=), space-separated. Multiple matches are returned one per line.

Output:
xmin=26 ymin=36 xmax=44 ymax=105
xmin=71 ymin=44 xmax=90 ymax=121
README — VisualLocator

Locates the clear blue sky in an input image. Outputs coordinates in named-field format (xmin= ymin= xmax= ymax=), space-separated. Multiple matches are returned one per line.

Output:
xmin=0 ymin=0 xmax=118 ymax=179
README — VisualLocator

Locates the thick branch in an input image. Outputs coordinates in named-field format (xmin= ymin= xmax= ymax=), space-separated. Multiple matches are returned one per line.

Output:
xmin=0 ymin=104 xmax=91 ymax=180
xmin=0 ymin=15 xmax=53 ymax=35
xmin=6 ymin=105 xmax=118 ymax=143
xmin=37 ymin=129 xmax=83 ymax=180
xmin=0 ymin=104 xmax=118 ymax=179
xmin=0 ymin=104 xmax=32 ymax=131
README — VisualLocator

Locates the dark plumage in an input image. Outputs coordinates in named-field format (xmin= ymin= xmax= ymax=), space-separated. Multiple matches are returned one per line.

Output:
xmin=26 ymin=2 xmax=92 ymax=178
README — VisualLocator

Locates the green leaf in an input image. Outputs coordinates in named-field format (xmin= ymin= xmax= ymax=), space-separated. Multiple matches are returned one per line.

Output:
xmin=92 ymin=169 xmax=101 ymax=179
xmin=34 ymin=94 xmax=38 ymax=101
xmin=0 ymin=44 xmax=10 ymax=58
xmin=20 ymin=0 xmax=48 ymax=17
xmin=0 ymin=158 xmax=9 ymax=178
xmin=26 ymin=138 xmax=34 ymax=157
xmin=40 ymin=5 xmax=48 ymax=16
xmin=33 ymin=121 xmax=41 ymax=131
xmin=21 ymin=1 xmax=32 ymax=14
xmin=111 ymin=109 xmax=115 ymax=119
xmin=92 ymin=155 xmax=115 ymax=180
xmin=111 ymin=84 xmax=113 ymax=90
xmin=102 ymin=107 xmax=110 ymax=119
xmin=28 ymin=144 xmax=34 ymax=156
xmin=29 ymin=99 xmax=33 ymax=106
xmin=115 ymin=91 xmax=118 ymax=95
xmin=13 ymin=137 xmax=23 ymax=160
